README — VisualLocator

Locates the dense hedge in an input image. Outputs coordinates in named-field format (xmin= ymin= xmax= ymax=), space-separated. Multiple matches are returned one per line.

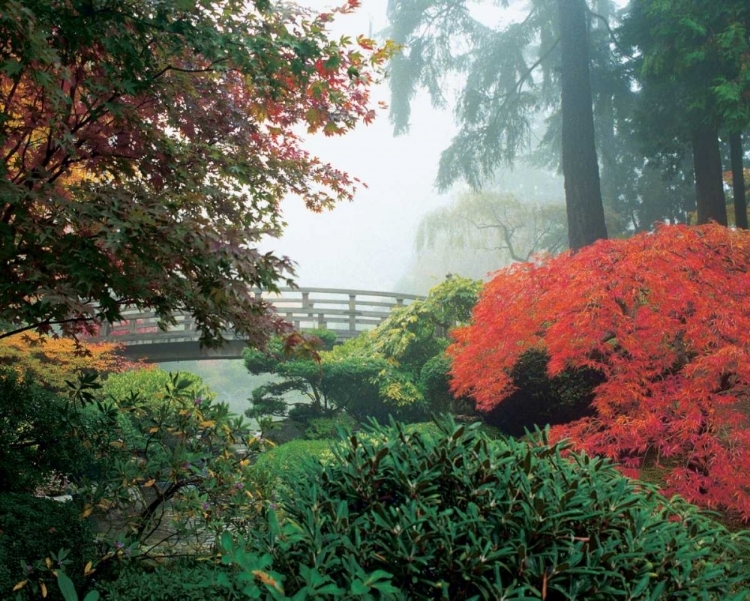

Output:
xmin=0 ymin=494 xmax=94 ymax=601
xmin=100 ymin=562 xmax=229 ymax=601
xmin=227 ymin=419 xmax=749 ymax=600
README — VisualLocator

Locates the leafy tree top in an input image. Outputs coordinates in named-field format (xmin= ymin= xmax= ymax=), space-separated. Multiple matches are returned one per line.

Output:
xmin=0 ymin=0 xmax=393 ymax=346
xmin=415 ymin=191 xmax=567 ymax=265
xmin=450 ymin=223 xmax=750 ymax=519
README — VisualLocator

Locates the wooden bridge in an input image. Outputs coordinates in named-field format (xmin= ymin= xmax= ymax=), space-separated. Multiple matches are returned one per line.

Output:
xmin=91 ymin=287 xmax=423 ymax=362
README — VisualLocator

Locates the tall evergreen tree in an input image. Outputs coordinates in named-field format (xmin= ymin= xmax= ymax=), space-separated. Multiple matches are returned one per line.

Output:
xmin=621 ymin=0 xmax=750 ymax=226
xmin=730 ymin=132 xmax=748 ymax=228
xmin=559 ymin=0 xmax=608 ymax=248
xmin=387 ymin=0 xmax=609 ymax=250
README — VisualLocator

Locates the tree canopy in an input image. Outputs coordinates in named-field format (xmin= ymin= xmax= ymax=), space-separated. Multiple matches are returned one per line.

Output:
xmin=416 ymin=190 xmax=567 ymax=264
xmin=621 ymin=0 xmax=750 ymax=226
xmin=0 ymin=0 xmax=391 ymax=346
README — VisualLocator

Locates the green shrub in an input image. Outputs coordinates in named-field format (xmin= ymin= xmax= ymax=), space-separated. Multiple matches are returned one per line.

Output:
xmin=417 ymin=355 xmax=475 ymax=416
xmin=99 ymin=561 xmax=232 ymax=601
xmin=304 ymin=414 xmax=357 ymax=440
xmin=99 ymin=369 xmax=214 ymax=410
xmin=0 ymin=370 xmax=100 ymax=493
xmin=0 ymin=494 xmax=94 ymax=601
xmin=307 ymin=328 xmax=338 ymax=351
xmin=231 ymin=418 xmax=749 ymax=600
xmin=251 ymin=439 xmax=333 ymax=486
xmin=483 ymin=348 xmax=604 ymax=436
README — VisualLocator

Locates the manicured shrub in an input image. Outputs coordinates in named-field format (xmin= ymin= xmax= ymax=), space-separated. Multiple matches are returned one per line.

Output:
xmin=304 ymin=414 xmax=358 ymax=440
xmin=0 ymin=494 xmax=94 ymax=601
xmin=251 ymin=439 xmax=333 ymax=485
xmin=227 ymin=419 xmax=750 ymax=600
xmin=451 ymin=224 xmax=750 ymax=520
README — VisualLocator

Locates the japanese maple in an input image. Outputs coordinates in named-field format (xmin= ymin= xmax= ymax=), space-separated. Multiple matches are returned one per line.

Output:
xmin=450 ymin=224 xmax=750 ymax=520
xmin=0 ymin=333 xmax=142 ymax=391
xmin=0 ymin=0 xmax=393 ymax=346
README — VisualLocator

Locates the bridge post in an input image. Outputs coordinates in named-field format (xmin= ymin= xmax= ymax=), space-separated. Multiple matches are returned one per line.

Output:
xmin=348 ymin=293 xmax=356 ymax=336
xmin=302 ymin=291 xmax=314 ymax=324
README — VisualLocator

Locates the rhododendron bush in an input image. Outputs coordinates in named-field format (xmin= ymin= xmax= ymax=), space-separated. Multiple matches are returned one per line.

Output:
xmin=450 ymin=224 xmax=750 ymax=519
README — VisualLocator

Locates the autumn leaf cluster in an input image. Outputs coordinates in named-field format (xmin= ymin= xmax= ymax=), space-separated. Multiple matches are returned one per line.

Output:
xmin=450 ymin=224 xmax=750 ymax=520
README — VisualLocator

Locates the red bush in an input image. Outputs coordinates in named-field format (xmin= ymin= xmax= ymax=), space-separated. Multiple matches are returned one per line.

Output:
xmin=450 ymin=224 xmax=750 ymax=520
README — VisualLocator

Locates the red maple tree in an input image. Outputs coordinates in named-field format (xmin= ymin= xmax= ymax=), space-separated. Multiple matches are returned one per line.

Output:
xmin=450 ymin=224 xmax=750 ymax=520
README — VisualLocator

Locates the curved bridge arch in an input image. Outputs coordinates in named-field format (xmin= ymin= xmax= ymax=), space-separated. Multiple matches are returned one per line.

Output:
xmin=91 ymin=287 xmax=424 ymax=363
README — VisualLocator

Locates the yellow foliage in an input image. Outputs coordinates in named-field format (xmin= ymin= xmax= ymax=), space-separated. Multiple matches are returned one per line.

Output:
xmin=0 ymin=333 xmax=142 ymax=391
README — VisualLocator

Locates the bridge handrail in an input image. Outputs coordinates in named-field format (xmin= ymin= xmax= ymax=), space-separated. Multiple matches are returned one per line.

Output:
xmin=93 ymin=287 xmax=424 ymax=345
xmin=264 ymin=287 xmax=423 ymax=300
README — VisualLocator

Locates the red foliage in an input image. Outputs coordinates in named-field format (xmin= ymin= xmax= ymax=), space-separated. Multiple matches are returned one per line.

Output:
xmin=450 ymin=224 xmax=750 ymax=520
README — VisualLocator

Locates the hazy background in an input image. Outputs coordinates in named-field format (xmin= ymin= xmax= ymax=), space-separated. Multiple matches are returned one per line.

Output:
xmin=163 ymin=1 xmax=558 ymax=409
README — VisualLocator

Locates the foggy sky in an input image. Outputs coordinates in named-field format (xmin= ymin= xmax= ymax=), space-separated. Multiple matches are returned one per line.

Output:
xmin=260 ymin=1 xmax=530 ymax=294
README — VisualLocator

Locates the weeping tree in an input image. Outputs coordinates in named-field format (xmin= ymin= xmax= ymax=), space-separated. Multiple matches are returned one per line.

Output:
xmin=387 ymin=0 xmax=610 ymax=250
xmin=415 ymin=190 xmax=568 ymax=264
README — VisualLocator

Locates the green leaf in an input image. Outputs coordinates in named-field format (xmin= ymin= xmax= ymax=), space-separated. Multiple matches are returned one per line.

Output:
xmin=56 ymin=572 xmax=78 ymax=601
xmin=350 ymin=579 xmax=370 ymax=595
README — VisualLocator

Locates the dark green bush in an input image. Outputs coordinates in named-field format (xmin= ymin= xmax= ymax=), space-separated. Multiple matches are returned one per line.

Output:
xmin=230 ymin=418 xmax=749 ymax=600
xmin=0 ymin=370 xmax=99 ymax=493
xmin=0 ymin=493 xmax=94 ymax=600
xmin=482 ymin=348 xmax=603 ymax=436
xmin=418 ymin=354 xmax=475 ymax=416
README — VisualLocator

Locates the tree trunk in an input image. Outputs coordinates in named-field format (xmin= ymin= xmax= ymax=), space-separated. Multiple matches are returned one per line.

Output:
xmin=691 ymin=125 xmax=727 ymax=225
xmin=560 ymin=0 xmax=608 ymax=250
xmin=730 ymin=132 xmax=747 ymax=229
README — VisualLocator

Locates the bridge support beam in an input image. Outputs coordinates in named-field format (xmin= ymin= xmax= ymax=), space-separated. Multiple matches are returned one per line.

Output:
xmin=120 ymin=340 xmax=250 ymax=363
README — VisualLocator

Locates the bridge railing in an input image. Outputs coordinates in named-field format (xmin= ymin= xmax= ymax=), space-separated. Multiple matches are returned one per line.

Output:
xmin=96 ymin=287 xmax=423 ymax=345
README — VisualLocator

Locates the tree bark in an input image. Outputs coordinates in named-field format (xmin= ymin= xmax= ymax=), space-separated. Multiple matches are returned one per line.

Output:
xmin=560 ymin=0 xmax=608 ymax=250
xmin=730 ymin=132 xmax=747 ymax=229
xmin=691 ymin=125 xmax=727 ymax=225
